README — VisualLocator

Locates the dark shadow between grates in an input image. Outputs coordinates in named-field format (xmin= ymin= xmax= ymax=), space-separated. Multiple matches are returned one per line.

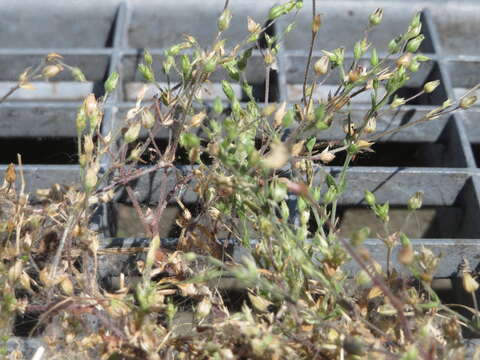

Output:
xmin=0 ymin=137 xmax=78 ymax=164
xmin=324 ymin=116 xmax=467 ymax=167
xmin=394 ymin=62 xmax=448 ymax=106
xmin=471 ymin=144 xmax=480 ymax=167
xmin=12 ymin=312 xmax=43 ymax=337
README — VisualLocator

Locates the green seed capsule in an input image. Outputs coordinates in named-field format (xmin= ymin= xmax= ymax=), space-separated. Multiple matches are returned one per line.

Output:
xmin=76 ymin=107 xmax=87 ymax=134
xmin=370 ymin=48 xmax=379 ymax=66
xmin=144 ymin=50 xmax=153 ymax=66
xmin=364 ymin=190 xmax=376 ymax=206
xmin=406 ymin=35 xmax=425 ymax=53
xmin=71 ymin=67 xmax=86 ymax=82
xmin=181 ymin=55 xmax=191 ymax=79
xmin=203 ymin=58 xmax=217 ymax=73
xmin=218 ymin=9 xmax=232 ymax=31
xmin=124 ymin=122 xmax=141 ymax=144
xmin=388 ymin=39 xmax=400 ymax=54
xmin=213 ymin=97 xmax=224 ymax=114
xmin=222 ymin=80 xmax=235 ymax=101
xmin=104 ymin=72 xmax=119 ymax=93
xmin=408 ymin=59 xmax=420 ymax=72
xmin=369 ymin=8 xmax=383 ymax=26
xmin=138 ymin=64 xmax=155 ymax=82
xmin=268 ymin=4 xmax=286 ymax=20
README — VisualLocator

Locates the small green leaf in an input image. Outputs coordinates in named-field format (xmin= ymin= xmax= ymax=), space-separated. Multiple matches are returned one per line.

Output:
xmin=282 ymin=109 xmax=294 ymax=128
xmin=213 ymin=97 xmax=224 ymax=115
xmin=306 ymin=136 xmax=316 ymax=152
xmin=180 ymin=133 xmax=200 ymax=149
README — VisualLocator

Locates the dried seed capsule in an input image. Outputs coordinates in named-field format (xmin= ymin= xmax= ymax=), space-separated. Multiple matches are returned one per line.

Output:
xmin=141 ymin=109 xmax=155 ymax=129
xmin=396 ymin=52 xmax=413 ymax=67
xmin=318 ymin=148 xmax=335 ymax=164
xmin=460 ymin=95 xmax=477 ymax=109
xmin=312 ymin=14 xmax=321 ymax=33
xmin=5 ymin=162 xmax=15 ymax=183
xmin=391 ymin=97 xmax=406 ymax=108
xmin=190 ymin=111 xmax=206 ymax=127
xmin=247 ymin=17 xmax=261 ymax=33
xmin=42 ymin=64 xmax=63 ymax=79
xmin=83 ymin=135 xmax=94 ymax=158
xmin=84 ymin=93 xmax=98 ymax=117
xmin=313 ymin=55 xmax=329 ymax=75
xmin=364 ymin=116 xmax=376 ymax=134
xmin=398 ymin=234 xmax=414 ymax=265
xmin=463 ymin=273 xmax=479 ymax=293
xmin=84 ymin=166 xmax=98 ymax=191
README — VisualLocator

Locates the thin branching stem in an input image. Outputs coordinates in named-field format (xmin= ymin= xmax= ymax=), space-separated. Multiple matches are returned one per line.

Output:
xmin=302 ymin=0 xmax=318 ymax=107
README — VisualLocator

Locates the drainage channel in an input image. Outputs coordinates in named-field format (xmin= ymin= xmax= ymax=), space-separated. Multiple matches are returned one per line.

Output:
xmin=2 ymin=0 xmax=480 ymax=354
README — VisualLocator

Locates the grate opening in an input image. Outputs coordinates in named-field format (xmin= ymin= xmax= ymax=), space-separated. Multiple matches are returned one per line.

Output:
xmin=389 ymin=62 xmax=447 ymax=106
xmin=307 ymin=108 xmax=450 ymax=143
xmin=250 ymin=68 xmax=280 ymax=103
xmin=12 ymin=311 xmax=43 ymax=337
xmin=0 ymin=107 xmax=79 ymax=138
xmin=285 ymin=58 xmax=444 ymax=105
xmin=113 ymin=203 xmax=204 ymax=238
xmin=472 ymin=144 xmax=480 ymax=167
xmin=312 ymin=115 xmax=467 ymax=167
xmin=328 ymin=141 xmax=452 ymax=167
xmin=0 ymin=137 xmax=77 ymax=164
xmin=120 ymin=52 xmax=274 ymax=103
xmin=123 ymin=138 xmax=213 ymax=166
xmin=448 ymin=61 xmax=480 ymax=104
xmin=258 ymin=20 xmax=276 ymax=49
xmin=0 ymin=54 xmax=111 ymax=101
xmin=330 ymin=205 xmax=464 ymax=239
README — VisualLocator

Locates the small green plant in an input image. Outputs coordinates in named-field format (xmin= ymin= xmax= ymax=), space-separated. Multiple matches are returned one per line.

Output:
xmin=1 ymin=1 xmax=479 ymax=359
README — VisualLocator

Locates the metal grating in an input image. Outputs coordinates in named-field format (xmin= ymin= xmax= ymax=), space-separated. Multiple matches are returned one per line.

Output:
xmin=1 ymin=0 xmax=480 ymax=282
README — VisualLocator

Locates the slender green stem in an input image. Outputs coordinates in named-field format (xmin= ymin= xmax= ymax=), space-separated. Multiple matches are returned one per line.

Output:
xmin=329 ymin=152 xmax=352 ymax=235
xmin=302 ymin=0 xmax=318 ymax=107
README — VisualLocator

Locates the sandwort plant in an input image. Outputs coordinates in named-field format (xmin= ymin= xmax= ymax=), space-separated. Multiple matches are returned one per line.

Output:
xmin=1 ymin=1 xmax=480 ymax=359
